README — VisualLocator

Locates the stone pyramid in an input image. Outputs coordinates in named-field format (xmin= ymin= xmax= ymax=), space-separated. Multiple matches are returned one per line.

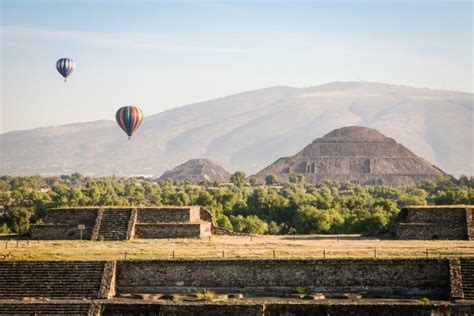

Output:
xmin=252 ymin=126 xmax=450 ymax=185
xmin=159 ymin=159 xmax=231 ymax=182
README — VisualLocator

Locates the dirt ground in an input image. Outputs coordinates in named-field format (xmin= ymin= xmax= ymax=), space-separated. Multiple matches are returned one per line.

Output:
xmin=0 ymin=235 xmax=473 ymax=261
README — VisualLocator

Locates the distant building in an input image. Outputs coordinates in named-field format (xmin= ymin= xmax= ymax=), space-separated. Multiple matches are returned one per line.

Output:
xmin=39 ymin=186 xmax=51 ymax=193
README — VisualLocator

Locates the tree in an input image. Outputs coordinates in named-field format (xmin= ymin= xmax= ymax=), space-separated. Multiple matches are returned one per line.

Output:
xmin=230 ymin=171 xmax=246 ymax=187
xmin=265 ymin=175 xmax=279 ymax=185
xmin=267 ymin=221 xmax=280 ymax=235
xmin=216 ymin=214 xmax=233 ymax=231
xmin=2 ymin=208 xmax=32 ymax=234
xmin=351 ymin=206 xmax=390 ymax=235
xmin=230 ymin=215 xmax=268 ymax=234
xmin=292 ymin=206 xmax=333 ymax=234
xmin=249 ymin=178 xmax=259 ymax=186
xmin=0 ymin=223 xmax=10 ymax=235
xmin=289 ymin=175 xmax=304 ymax=184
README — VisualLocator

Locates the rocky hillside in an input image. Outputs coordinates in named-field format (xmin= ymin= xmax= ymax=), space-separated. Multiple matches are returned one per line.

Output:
xmin=0 ymin=82 xmax=472 ymax=177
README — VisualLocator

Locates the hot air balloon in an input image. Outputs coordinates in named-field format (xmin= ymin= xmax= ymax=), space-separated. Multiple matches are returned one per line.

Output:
xmin=56 ymin=58 xmax=75 ymax=81
xmin=115 ymin=106 xmax=143 ymax=140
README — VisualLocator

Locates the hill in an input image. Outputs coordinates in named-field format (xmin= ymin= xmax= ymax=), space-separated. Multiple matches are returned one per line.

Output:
xmin=0 ymin=81 xmax=472 ymax=176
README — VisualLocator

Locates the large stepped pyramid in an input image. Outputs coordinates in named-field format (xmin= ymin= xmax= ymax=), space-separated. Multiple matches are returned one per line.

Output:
xmin=0 ymin=261 xmax=106 ymax=299
xmin=252 ymin=126 xmax=451 ymax=185
xmin=95 ymin=208 xmax=134 ymax=241
xmin=461 ymin=259 xmax=474 ymax=299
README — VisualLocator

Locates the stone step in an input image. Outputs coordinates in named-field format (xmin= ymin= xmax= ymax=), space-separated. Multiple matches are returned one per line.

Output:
xmin=0 ymin=304 xmax=92 ymax=315
xmin=97 ymin=209 xmax=133 ymax=241
xmin=0 ymin=262 xmax=106 ymax=299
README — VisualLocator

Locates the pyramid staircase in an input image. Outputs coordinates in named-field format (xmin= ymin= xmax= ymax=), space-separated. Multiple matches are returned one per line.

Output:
xmin=460 ymin=259 xmax=474 ymax=299
xmin=95 ymin=208 xmax=135 ymax=241
xmin=0 ymin=261 xmax=105 ymax=299
xmin=0 ymin=303 xmax=96 ymax=315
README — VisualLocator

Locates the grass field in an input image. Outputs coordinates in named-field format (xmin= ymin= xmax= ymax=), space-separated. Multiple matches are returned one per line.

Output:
xmin=1 ymin=235 xmax=473 ymax=261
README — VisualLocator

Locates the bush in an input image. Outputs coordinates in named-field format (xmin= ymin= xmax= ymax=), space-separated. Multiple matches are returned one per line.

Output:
xmin=0 ymin=223 xmax=10 ymax=235
xmin=230 ymin=215 xmax=268 ymax=234
xmin=267 ymin=221 xmax=281 ymax=235
xmin=3 ymin=208 xmax=32 ymax=234
xmin=292 ymin=206 xmax=334 ymax=234
xmin=265 ymin=175 xmax=279 ymax=185
xmin=216 ymin=214 xmax=233 ymax=231
xmin=230 ymin=171 xmax=246 ymax=187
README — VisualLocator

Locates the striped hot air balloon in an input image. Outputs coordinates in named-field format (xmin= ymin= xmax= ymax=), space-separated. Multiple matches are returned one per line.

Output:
xmin=115 ymin=106 xmax=143 ymax=140
xmin=56 ymin=58 xmax=75 ymax=81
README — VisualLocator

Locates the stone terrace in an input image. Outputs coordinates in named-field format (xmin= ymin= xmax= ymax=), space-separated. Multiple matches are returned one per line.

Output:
xmin=30 ymin=206 xmax=213 ymax=241
xmin=396 ymin=206 xmax=473 ymax=240
xmin=0 ymin=259 xmax=473 ymax=315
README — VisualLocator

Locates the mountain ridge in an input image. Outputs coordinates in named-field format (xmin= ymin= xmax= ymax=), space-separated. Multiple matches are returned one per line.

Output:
xmin=1 ymin=81 xmax=472 ymax=177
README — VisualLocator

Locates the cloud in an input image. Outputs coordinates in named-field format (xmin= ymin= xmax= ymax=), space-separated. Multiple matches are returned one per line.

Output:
xmin=1 ymin=26 xmax=250 ymax=54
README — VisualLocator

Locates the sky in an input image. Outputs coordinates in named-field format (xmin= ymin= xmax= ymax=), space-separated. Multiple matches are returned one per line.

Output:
xmin=1 ymin=0 xmax=472 ymax=133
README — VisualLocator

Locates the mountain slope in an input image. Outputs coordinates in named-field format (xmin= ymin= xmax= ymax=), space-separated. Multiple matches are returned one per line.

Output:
xmin=0 ymin=82 xmax=472 ymax=177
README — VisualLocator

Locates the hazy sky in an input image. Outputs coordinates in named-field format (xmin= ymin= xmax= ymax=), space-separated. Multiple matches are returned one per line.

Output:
xmin=1 ymin=0 xmax=472 ymax=133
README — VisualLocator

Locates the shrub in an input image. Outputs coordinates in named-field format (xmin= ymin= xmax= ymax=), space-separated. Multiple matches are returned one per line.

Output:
xmin=3 ymin=208 xmax=32 ymax=234
xmin=0 ymin=223 xmax=10 ymax=235
xmin=230 ymin=215 xmax=268 ymax=234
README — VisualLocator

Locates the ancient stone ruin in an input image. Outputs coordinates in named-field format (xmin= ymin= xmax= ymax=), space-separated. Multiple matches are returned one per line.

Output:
xmin=30 ymin=206 xmax=214 ymax=240
xmin=252 ymin=126 xmax=451 ymax=185
xmin=159 ymin=159 xmax=231 ymax=182
xmin=396 ymin=205 xmax=474 ymax=240
xmin=0 ymin=258 xmax=473 ymax=314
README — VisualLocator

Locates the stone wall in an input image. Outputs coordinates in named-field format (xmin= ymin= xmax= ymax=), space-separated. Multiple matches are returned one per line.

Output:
xmin=467 ymin=208 xmax=474 ymax=240
xmin=396 ymin=206 xmax=473 ymax=240
xmin=30 ymin=224 xmax=93 ymax=240
xmin=45 ymin=208 xmax=99 ymax=225
xmin=99 ymin=302 xmax=473 ymax=316
xmin=136 ymin=207 xmax=201 ymax=223
xmin=98 ymin=261 xmax=117 ymax=299
xmin=199 ymin=207 xmax=214 ymax=224
xmin=134 ymin=222 xmax=211 ymax=238
xmin=115 ymin=259 xmax=450 ymax=299
xmin=399 ymin=207 xmax=467 ymax=223
xmin=397 ymin=223 xmax=467 ymax=240
xmin=254 ymin=172 xmax=442 ymax=186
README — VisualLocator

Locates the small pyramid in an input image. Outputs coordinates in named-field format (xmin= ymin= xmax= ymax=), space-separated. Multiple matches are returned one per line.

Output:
xmin=252 ymin=126 xmax=450 ymax=185
xmin=159 ymin=159 xmax=231 ymax=182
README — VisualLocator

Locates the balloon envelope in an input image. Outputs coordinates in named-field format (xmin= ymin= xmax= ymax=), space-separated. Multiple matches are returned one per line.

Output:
xmin=56 ymin=58 xmax=75 ymax=81
xmin=115 ymin=106 xmax=143 ymax=139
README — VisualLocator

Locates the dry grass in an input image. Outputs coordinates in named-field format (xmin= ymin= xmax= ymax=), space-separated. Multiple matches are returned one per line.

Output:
xmin=0 ymin=235 xmax=473 ymax=261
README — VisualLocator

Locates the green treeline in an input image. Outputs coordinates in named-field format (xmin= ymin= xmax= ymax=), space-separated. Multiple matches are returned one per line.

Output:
xmin=0 ymin=172 xmax=473 ymax=236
